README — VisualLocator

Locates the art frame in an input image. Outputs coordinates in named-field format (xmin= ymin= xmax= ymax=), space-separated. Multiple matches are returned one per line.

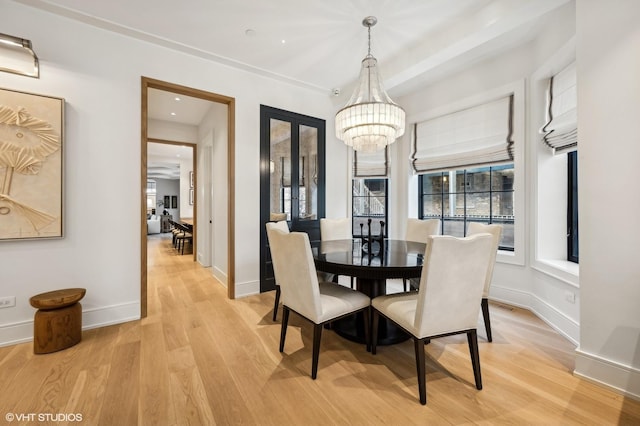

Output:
xmin=189 ymin=188 xmax=194 ymax=205
xmin=189 ymin=171 xmax=193 ymax=188
xmin=163 ymin=195 xmax=170 ymax=210
xmin=0 ymin=87 xmax=64 ymax=241
xmin=171 ymin=195 xmax=178 ymax=209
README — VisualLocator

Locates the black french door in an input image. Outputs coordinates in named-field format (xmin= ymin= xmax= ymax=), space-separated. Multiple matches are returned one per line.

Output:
xmin=259 ymin=105 xmax=326 ymax=292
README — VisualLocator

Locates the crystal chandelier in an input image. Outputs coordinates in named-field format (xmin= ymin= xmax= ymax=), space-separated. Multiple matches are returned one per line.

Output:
xmin=335 ymin=16 xmax=405 ymax=152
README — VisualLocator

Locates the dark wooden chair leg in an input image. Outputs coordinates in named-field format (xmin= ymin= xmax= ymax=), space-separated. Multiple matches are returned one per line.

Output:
xmin=311 ymin=323 xmax=323 ymax=380
xmin=272 ymin=285 xmax=281 ymax=321
xmin=467 ymin=329 xmax=483 ymax=390
xmin=481 ymin=298 xmax=492 ymax=342
xmin=350 ymin=277 xmax=354 ymax=289
xmin=403 ymin=278 xmax=408 ymax=292
xmin=371 ymin=310 xmax=379 ymax=355
xmin=279 ymin=307 xmax=289 ymax=353
xmin=414 ymin=338 xmax=427 ymax=405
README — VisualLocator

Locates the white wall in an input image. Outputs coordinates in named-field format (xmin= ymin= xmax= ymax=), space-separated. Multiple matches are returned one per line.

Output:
xmin=574 ymin=0 xmax=640 ymax=399
xmin=153 ymin=178 xmax=179 ymax=217
xmin=396 ymin=2 xmax=579 ymax=344
xmin=148 ymin=118 xmax=198 ymax=143
xmin=197 ymin=102 xmax=228 ymax=284
xmin=0 ymin=0 xmax=344 ymax=344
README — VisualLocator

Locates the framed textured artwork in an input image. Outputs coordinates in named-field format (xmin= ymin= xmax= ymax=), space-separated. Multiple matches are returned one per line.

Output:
xmin=163 ymin=195 xmax=170 ymax=209
xmin=0 ymin=87 xmax=64 ymax=240
xmin=189 ymin=171 xmax=193 ymax=188
xmin=171 ymin=195 xmax=177 ymax=209
xmin=189 ymin=188 xmax=194 ymax=205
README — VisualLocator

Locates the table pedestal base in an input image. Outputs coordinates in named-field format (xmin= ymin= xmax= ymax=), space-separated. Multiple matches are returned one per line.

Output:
xmin=331 ymin=278 xmax=410 ymax=346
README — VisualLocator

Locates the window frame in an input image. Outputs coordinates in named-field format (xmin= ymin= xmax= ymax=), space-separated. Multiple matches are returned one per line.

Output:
xmin=529 ymin=45 xmax=579 ymax=287
xmin=567 ymin=151 xmax=579 ymax=263
xmin=418 ymin=165 xmax=515 ymax=251
xmin=352 ymin=178 xmax=389 ymax=238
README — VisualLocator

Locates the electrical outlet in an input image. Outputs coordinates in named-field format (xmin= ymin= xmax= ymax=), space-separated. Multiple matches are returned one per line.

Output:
xmin=564 ymin=291 xmax=576 ymax=304
xmin=0 ymin=296 xmax=16 ymax=308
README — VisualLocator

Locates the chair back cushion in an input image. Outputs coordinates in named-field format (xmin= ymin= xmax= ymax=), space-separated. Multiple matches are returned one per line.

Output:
xmin=414 ymin=234 xmax=493 ymax=337
xmin=266 ymin=221 xmax=290 ymax=284
xmin=267 ymin=220 xmax=290 ymax=234
xmin=320 ymin=218 xmax=351 ymax=241
xmin=405 ymin=218 xmax=440 ymax=243
xmin=467 ymin=222 xmax=503 ymax=297
xmin=267 ymin=229 xmax=322 ymax=321
xmin=270 ymin=212 xmax=287 ymax=221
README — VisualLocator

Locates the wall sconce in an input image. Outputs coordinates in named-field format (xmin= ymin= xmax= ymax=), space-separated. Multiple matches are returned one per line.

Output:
xmin=0 ymin=33 xmax=40 ymax=78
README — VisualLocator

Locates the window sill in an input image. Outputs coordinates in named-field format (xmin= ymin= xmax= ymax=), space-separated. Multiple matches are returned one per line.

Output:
xmin=496 ymin=250 xmax=524 ymax=267
xmin=532 ymin=258 xmax=580 ymax=288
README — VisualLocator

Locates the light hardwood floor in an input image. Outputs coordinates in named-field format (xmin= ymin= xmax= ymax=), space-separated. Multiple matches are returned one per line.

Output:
xmin=1 ymin=233 xmax=639 ymax=425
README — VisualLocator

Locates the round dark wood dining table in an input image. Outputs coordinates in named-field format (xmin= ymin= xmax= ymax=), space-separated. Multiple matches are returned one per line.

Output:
xmin=310 ymin=239 xmax=426 ymax=345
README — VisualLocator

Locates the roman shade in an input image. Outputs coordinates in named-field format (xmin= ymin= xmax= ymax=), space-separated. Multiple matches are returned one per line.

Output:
xmin=353 ymin=146 xmax=389 ymax=178
xmin=540 ymin=62 xmax=577 ymax=153
xmin=410 ymin=95 xmax=514 ymax=173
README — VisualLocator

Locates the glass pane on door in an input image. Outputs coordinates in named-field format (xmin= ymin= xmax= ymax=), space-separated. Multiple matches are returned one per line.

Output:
xmin=299 ymin=125 xmax=318 ymax=221
xmin=270 ymin=118 xmax=291 ymax=221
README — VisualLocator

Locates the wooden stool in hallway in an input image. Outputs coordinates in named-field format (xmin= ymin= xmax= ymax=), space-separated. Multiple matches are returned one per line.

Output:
xmin=29 ymin=288 xmax=86 ymax=354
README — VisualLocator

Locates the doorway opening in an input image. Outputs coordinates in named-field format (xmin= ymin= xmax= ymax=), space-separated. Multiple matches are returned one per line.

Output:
xmin=141 ymin=77 xmax=236 ymax=317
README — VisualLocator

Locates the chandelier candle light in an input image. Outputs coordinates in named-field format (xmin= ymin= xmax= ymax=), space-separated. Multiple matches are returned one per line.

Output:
xmin=335 ymin=16 xmax=405 ymax=152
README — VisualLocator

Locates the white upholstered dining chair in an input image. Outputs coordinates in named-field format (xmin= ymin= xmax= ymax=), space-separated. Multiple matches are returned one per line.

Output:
xmin=320 ymin=217 xmax=351 ymax=240
xmin=266 ymin=220 xmax=290 ymax=321
xmin=371 ymin=233 xmax=494 ymax=404
xmin=319 ymin=217 xmax=353 ymax=288
xmin=403 ymin=218 xmax=441 ymax=291
xmin=466 ymin=222 xmax=503 ymax=342
xmin=267 ymin=227 xmax=370 ymax=379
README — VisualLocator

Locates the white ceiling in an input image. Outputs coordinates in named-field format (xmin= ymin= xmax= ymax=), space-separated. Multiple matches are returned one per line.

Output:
xmin=148 ymin=88 xmax=213 ymax=126
xmin=18 ymin=0 xmax=570 ymax=97
xmin=24 ymin=0 xmax=570 ymax=180
xmin=147 ymin=141 xmax=193 ymax=180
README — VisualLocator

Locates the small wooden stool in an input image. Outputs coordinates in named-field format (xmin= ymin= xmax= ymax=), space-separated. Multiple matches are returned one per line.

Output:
xmin=29 ymin=288 xmax=86 ymax=354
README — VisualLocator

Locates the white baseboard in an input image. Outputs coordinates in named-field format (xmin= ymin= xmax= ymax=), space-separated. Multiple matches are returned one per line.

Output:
xmin=212 ymin=266 xmax=227 ymax=287
xmin=234 ymin=280 xmax=259 ymax=298
xmin=0 ymin=319 xmax=32 ymax=347
xmin=82 ymin=301 xmax=140 ymax=330
xmin=490 ymin=285 xmax=579 ymax=345
xmin=575 ymin=349 xmax=640 ymax=401
xmin=0 ymin=301 xmax=140 ymax=348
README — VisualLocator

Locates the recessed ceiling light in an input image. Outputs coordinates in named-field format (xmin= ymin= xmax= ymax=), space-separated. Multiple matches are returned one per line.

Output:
xmin=174 ymin=97 xmax=181 ymax=101
xmin=170 ymin=112 xmax=176 ymax=116
xmin=176 ymin=154 xmax=181 ymax=158
xmin=281 ymin=39 xmax=286 ymax=44
xmin=245 ymin=29 xmax=256 ymax=37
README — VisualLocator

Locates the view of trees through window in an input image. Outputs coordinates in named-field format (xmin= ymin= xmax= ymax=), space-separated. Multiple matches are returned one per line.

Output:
xmin=419 ymin=165 xmax=514 ymax=250
xmin=352 ymin=179 xmax=388 ymax=237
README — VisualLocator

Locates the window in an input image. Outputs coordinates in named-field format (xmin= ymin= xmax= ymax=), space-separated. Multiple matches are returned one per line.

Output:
xmin=567 ymin=151 xmax=578 ymax=263
xmin=419 ymin=165 xmax=514 ymax=250
xmin=353 ymin=178 xmax=388 ymax=237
